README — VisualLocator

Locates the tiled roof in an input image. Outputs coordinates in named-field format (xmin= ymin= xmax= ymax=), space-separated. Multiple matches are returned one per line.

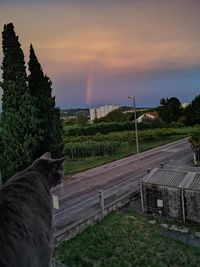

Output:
xmin=163 ymin=164 xmax=200 ymax=172
xmin=188 ymin=173 xmax=200 ymax=190
xmin=144 ymin=169 xmax=187 ymax=187
xmin=146 ymin=111 xmax=158 ymax=117
xmin=143 ymin=167 xmax=200 ymax=190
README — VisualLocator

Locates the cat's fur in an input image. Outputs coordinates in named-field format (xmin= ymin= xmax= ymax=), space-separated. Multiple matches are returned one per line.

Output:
xmin=0 ymin=152 xmax=67 ymax=267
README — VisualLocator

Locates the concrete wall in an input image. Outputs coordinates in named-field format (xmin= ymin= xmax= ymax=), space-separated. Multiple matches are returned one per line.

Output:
xmin=168 ymin=188 xmax=182 ymax=219
xmin=184 ymin=190 xmax=200 ymax=223
xmin=143 ymin=183 xmax=200 ymax=223
xmin=143 ymin=184 xmax=182 ymax=219
xmin=54 ymin=193 xmax=132 ymax=246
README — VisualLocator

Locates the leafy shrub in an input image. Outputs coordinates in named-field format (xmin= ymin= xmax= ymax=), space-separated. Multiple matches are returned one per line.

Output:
xmin=65 ymin=128 xmax=191 ymax=144
xmin=189 ymin=130 xmax=200 ymax=148
xmin=168 ymin=121 xmax=185 ymax=128
xmin=64 ymin=119 xmax=180 ymax=137
xmin=65 ymin=122 xmax=134 ymax=136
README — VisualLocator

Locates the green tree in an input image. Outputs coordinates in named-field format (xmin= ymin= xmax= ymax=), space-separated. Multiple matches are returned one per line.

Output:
xmin=28 ymin=44 xmax=63 ymax=157
xmin=158 ymin=97 xmax=182 ymax=123
xmin=0 ymin=23 xmax=40 ymax=180
xmin=189 ymin=129 xmax=200 ymax=165
xmin=185 ymin=95 xmax=200 ymax=126
xmin=95 ymin=109 xmax=131 ymax=123
xmin=76 ymin=111 xmax=88 ymax=126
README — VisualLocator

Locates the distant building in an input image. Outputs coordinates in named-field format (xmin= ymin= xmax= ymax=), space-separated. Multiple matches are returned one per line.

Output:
xmin=123 ymin=108 xmax=147 ymax=114
xmin=141 ymin=164 xmax=200 ymax=223
xmin=137 ymin=111 xmax=158 ymax=123
xmin=181 ymin=102 xmax=189 ymax=108
xmin=90 ymin=105 xmax=119 ymax=121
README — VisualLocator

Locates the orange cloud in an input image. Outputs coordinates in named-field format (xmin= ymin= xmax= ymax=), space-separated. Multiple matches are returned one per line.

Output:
xmin=0 ymin=0 xmax=200 ymax=107
xmin=1 ymin=0 xmax=199 ymax=76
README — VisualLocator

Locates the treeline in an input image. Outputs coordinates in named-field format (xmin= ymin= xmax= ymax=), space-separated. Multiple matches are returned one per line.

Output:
xmin=158 ymin=96 xmax=200 ymax=125
xmin=64 ymin=95 xmax=200 ymax=131
xmin=91 ymin=96 xmax=200 ymax=126
xmin=64 ymin=119 xmax=185 ymax=137
xmin=65 ymin=127 xmax=199 ymax=144
xmin=65 ymin=121 xmax=133 ymax=136
xmin=0 ymin=23 xmax=63 ymax=180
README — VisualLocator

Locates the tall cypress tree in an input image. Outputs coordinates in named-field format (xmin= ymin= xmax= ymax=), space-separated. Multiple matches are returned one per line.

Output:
xmin=0 ymin=23 xmax=41 ymax=181
xmin=28 ymin=44 xmax=63 ymax=157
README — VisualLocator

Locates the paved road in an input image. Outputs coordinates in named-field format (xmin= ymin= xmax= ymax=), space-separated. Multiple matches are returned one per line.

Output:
xmin=53 ymin=138 xmax=193 ymax=230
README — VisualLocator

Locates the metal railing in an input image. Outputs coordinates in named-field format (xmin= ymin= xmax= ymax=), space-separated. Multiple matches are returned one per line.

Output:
xmin=52 ymin=172 xmax=145 ymax=265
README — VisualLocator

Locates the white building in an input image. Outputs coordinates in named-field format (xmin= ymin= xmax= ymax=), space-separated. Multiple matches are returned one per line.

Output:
xmin=181 ymin=102 xmax=189 ymax=108
xmin=90 ymin=105 xmax=119 ymax=121
xmin=137 ymin=111 xmax=158 ymax=123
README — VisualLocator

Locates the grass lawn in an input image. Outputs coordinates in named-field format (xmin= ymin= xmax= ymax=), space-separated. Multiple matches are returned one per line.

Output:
xmin=54 ymin=209 xmax=200 ymax=267
xmin=64 ymin=135 xmax=186 ymax=174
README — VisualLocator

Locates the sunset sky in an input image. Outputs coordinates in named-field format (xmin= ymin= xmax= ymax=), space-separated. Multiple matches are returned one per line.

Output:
xmin=0 ymin=0 xmax=200 ymax=108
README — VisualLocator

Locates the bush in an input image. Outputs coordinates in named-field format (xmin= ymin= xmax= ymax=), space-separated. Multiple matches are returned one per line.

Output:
xmin=189 ymin=130 xmax=200 ymax=148
xmin=65 ymin=127 xmax=191 ymax=144
xmin=65 ymin=122 xmax=134 ymax=136
xmin=64 ymin=118 xmax=191 ymax=137
xmin=168 ymin=121 xmax=185 ymax=128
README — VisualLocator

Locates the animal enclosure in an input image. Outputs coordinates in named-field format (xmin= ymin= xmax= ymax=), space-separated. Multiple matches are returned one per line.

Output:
xmin=142 ymin=165 xmax=200 ymax=223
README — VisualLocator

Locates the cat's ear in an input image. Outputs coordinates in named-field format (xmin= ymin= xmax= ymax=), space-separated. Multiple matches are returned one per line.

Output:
xmin=52 ymin=156 xmax=69 ymax=171
xmin=40 ymin=152 xmax=51 ymax=159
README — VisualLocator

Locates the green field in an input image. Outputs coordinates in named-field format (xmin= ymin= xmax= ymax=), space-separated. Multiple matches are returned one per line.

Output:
xmin=63 ymin=126 xmax=200 ymax=174
xmin=55 ymin=209 xmax=200 ymax=267
xmin=64 ymin=135 xmax=185 ymax=174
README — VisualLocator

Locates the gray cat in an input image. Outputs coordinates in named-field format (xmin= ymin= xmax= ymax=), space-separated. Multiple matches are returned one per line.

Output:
xmin=0 ymin=152 xmax=67 ymax=267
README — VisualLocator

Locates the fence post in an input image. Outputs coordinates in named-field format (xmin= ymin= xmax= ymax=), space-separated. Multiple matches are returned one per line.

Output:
xmin=146 ymin=168 xmax=151 ymax=174
xmin=160 ymin=163 xmax=164 ymax=169
xmin=99 ymin=190 xmax=105 ymax=219
xmin=181 ymin=188 xmax=185 ymax=223
xmin=139 ymin=177 xmax=144 ymax=213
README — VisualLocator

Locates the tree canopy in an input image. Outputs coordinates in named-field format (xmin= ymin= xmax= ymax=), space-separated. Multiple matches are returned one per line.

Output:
xmin=0 ymin=24 xmax=64 ymax=181
xmin=158 ymin=97 xmax=182 ymax=123
xmin=28 ymin=44 xmax=63 ymax=157
xmin=185 ymin=95 xmax=200 ymax=126
xmin=0 ymin=23 xmax=40 ymax=180
xmin=76 ymin=111 xmax=88 ymax=126
xmin=94 ymin=109 xmax=131 ymax=123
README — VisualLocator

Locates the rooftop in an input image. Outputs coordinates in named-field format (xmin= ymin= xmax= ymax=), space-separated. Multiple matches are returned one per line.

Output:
xmin=143 ymin=165 xmax=200 ymax=190
xmin=146 ymin=111 xmax=158 ymax=117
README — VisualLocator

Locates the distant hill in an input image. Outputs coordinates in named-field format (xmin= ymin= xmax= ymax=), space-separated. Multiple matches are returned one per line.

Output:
xmin=120 ymin=106 xmax=152 ymax=112
xmin=61 ymin=106 xmax=154 ymax=117
xmin=61 ymin=108 xmax=90 ymax=117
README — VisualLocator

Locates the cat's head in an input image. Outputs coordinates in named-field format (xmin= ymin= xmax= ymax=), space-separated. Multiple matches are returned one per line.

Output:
xmin=31 ymin=152 xmax=68 ymax=188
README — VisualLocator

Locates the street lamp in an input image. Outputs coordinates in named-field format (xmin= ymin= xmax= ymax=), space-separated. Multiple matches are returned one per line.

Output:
xmin=128 ymin=95 xmax=139 ymax=154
